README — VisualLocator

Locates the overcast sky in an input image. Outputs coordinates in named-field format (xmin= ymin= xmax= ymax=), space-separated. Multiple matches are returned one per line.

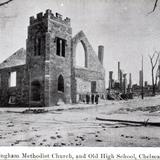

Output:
xmin=0 ymin=0 xmax=160 ymax=86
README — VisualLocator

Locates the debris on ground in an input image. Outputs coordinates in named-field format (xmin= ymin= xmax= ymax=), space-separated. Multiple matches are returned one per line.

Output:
xmin=119 ymin=105 xmax=160 ymax=113
xmin=96 ymin=117 xmax=160 ymax=127
xmin=22 ymin=109 xmax=48 ymax=114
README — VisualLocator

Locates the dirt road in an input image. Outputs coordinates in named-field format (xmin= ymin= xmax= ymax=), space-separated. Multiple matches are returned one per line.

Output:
xmin=1 ymin=96 xmax=160 ymax=146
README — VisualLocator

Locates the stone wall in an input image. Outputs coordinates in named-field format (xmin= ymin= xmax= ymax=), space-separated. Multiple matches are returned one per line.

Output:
xmin=0 ymin=10 xmax=106 ymax=107
xmin=75 ymin=68 xmax=105 ymax=94
xmin=26 ymin=10 xmax=72 ymax=107
xmin=0 ymin=65 xmax=26 ymax=107
xmin=76 ymin=78 xmax=91 ymax=94
xmin=26 ymin=17 xmax=47 ymax=107
xmin=71 ymin=31 xmax=105 ymax=74
xmin=48 ymin=16 xmax=72 ymax=105
xmin=71 ymin=31 xmax=105 ymax=103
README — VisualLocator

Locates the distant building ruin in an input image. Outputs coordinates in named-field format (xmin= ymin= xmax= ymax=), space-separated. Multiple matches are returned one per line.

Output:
xmin=139 ymin=70 xmax=143 ymax=87
xmin=0 ymin=9 xmax=105 ymax=107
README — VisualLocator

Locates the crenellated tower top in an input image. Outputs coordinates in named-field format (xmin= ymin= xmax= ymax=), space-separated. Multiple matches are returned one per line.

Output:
xmin=29 ymin=9 xmax=71 ymax=26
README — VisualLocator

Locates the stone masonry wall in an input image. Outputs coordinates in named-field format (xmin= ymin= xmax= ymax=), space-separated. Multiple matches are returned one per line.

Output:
xmin=26 ymin=12 xmax=49 ymax=106
xmin=26 ymin=17 xmax=47 ymax=107
xmin=48 ymin=16 xmax=72 ymax=105
xmin=0 ymin=10 xmax=106 ymax=107
xmin=71 ymin=31 xmax=105 ymax=103
xmin=26 ymin=10 xmax=72 ymax=106
xmin=76 ymin=78 xmax=91 ymax=94
xmin=0 ymin=65 xmax=26 ymax=107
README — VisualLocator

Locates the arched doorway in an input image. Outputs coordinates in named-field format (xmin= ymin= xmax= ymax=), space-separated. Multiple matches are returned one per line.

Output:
xmin=31 ymin=80 xmax=41 ymax=101
xmin=58 ymin=75 xmax=64 ymax=92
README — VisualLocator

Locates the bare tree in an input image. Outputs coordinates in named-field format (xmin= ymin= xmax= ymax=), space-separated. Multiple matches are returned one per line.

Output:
xmin=150 ymin=0 xmax=159 ymax=13
xmin=149 ymin=51 xmax=160 ymax=95
xmin=0 ymin=0 xmax=13 ymax=7
xmin=147 ymin=0 xmax=160 ymax=14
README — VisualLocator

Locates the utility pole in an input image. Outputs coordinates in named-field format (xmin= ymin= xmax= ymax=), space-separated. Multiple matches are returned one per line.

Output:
xmin=141 ymin=55 xmax=144 ymax=99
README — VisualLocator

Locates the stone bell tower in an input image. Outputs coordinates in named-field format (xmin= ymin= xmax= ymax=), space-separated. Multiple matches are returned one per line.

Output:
xmin=26 ymin=9 xmax=72 ymax=107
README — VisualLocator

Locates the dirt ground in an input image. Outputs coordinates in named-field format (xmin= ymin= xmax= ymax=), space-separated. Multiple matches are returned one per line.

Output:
xmin=1 ymin=96 xmax=160 ymax=147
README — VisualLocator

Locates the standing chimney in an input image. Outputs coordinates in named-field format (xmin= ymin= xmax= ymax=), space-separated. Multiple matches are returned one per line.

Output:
xmin=118 ymin=62 xmax=120 ymax=82
xmin=109 ymin=71 xmax=113 ymax=90
xmin=120 ymin=69 xmax=123 ymax=90
xmin=98 ymin=45 xmax=104 ymax=65
xmin=129 ymin=73 xmax=132 ymax=88
xmin=118 ymin=61 xmax=120 ymax=82
xmin=128 ymin=73 xmax=132 ymax=93
xmin=139 ymin=70 xmax=143 ymax=87
xmin=123 ymin=73 xmax=127 ymax=94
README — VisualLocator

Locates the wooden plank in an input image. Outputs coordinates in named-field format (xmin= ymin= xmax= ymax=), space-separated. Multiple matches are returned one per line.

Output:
xmin=96 ymin=117 xmax=160 ymax=126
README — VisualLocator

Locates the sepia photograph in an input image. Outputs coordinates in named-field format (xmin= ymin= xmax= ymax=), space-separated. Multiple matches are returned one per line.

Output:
xmin=0 ymin=0 xmax=160 ymax=147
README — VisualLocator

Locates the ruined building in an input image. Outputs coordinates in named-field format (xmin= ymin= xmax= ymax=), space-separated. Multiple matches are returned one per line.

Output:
xmin=117 ymin=61 xmax=123 ymax=90
xmin=108 ymin=71 xmax=113 ymax=90
xmin=0 ymin=10 xmax=105 ymax=107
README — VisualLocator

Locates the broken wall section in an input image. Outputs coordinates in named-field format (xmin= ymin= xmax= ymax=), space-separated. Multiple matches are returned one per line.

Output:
xmin=71 ymin=31 xmax=105 ymax=103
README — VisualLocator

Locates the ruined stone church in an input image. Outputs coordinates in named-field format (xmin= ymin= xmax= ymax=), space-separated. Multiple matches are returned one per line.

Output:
xmin=0 ymin=9 xmax=105 ymax=107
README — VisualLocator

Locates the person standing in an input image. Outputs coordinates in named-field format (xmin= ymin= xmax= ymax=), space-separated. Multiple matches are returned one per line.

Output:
xmin=95 ymin=94 xmax=99 ymax=104
xmin=91 ymin=94 xmax=94 ymax=104
xmin=86 ymin=94 xmax=90 ymax=104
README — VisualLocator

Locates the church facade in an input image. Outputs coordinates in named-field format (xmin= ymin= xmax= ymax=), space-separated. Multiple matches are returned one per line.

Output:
xmin=0 ymin=9 xmax=105 ymax=107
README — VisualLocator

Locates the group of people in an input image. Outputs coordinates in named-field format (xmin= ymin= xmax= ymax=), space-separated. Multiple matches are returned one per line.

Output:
xmin=85 ymin=93 xmax=99 ymax=104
